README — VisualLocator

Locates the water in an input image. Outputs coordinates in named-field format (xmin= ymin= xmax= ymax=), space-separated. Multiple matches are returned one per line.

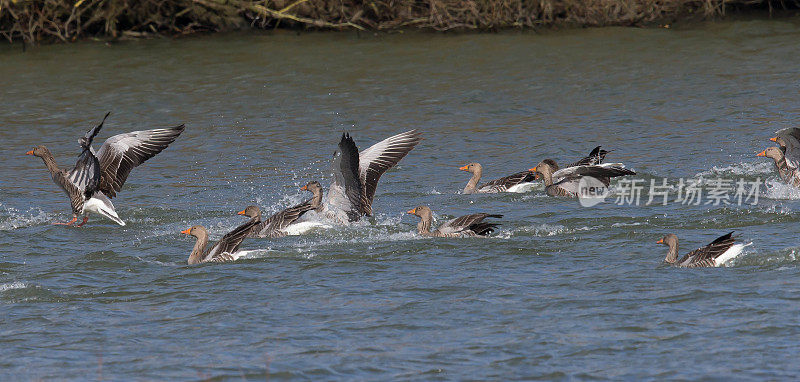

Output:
xmin=2 ymin=19 xmax=800 ymax=379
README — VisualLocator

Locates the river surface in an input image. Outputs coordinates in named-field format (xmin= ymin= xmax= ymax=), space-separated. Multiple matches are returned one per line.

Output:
xmin=2 ymin=19 xmax=800 ymax=380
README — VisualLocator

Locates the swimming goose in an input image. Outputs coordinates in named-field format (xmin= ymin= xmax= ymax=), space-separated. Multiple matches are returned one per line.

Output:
xmin=324 ymin=130 xmax=422 ymax=223
xmin=25 ymin=113 xmax=185 ymax=226
xmin=407 ymin=206 xmax=502 ymax=237
xmin=530 ymin=160 xmax=635 ymax=197
xmin=181 ymin=209 xmax=261 ymax=265
xmin=657 ymin=232 xmax=749 ymax=267
xmin=244 ymin=181 xmax=324 ymax=238
xmin=758 ymin=147 xmax=800 ymax=188
xmin=459 ymin=163 xmax=536 ymax=194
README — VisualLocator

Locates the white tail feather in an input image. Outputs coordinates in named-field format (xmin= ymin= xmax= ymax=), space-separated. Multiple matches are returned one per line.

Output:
xmin=84 ymin=193 xmax=126 ymax=226
xmin=715 ymin=242 xmax=752 ymax=267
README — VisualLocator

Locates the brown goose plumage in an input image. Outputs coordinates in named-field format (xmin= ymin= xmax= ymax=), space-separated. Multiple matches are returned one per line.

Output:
xmin=530 ymin=160 xmax=635 ymax=198
xmin=459 ymin=163 xmax=536 ymax=194
xmin=325 ymin=130 xmax=422 ymax=223
xmin=758 ymin=146 xmax=800 ymax=188
xmin=244 ymin=181 xmax=324 ymax=238
xmin=657 ymin=232 xmax=746 ymax=268
xmin=181 ymin=209 xmax=261 ymax=265
xmin=407 ymin=206 xmax=502 ymax=237
xmin=25 ymin=112 xmax=185 ymax=226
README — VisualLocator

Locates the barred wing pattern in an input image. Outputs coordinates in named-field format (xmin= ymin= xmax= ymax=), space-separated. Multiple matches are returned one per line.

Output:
xmin=435 ymin=213 xmax=503 ymax=237
xmin=251 ymin=200 xmax=316 ymax=238
xmin=478 ymin=171 xmax=536 ymax=193
xmin=204 ymin=218 xmax=260 ymax=263
xmin=95 ymin=124 xmax=185 ymax=198
xmin=357 ymin=130 xmax=421 ymax=215
xmin=678 ymin=232 xmax=737 ymax=268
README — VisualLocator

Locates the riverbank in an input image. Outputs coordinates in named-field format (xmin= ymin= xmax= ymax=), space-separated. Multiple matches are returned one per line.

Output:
xmin=1 ymin=0 xmax=797 ymax=43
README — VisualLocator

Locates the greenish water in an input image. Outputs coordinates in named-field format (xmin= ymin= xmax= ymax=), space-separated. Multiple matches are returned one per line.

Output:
xmin=2 ymin=19 xmax=800 ymax=380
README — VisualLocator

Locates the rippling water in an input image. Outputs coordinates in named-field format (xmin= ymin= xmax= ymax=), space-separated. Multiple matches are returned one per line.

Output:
xmin=2 ymin=19 xmax=800 ymax=380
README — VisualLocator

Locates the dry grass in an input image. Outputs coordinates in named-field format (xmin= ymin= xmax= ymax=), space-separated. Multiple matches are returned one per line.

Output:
xmin=0 ymin=0 xmax=784 ymax=43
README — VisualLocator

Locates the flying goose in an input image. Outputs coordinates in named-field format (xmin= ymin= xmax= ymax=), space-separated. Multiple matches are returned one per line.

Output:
xmin=407 ymin=206 xmax=502 ymax=237
xmin=459 ymin=163 xmax=536 ymax=194
xmin=244 ymin=181 xmax=324 ymax=238
xmin=181 ymin=208 xmax=261 ymax=265
xmin=25 ymin=113 xmax=185 ymax=226
xmin=758 ymin=147 xmax=800 ymax=188
xmin=657 ymin=232 xmax=749 ymax=268
xmin=323 ymin=130 xmax=422 ymax=223
xmin=530 ymin=160 xmax=635 ymax=197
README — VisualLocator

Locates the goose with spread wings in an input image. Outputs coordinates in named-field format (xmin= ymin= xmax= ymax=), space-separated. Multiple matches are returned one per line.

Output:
xmin=324 ymin=130 xmax=422 ymax=223
xmin=530 ymin=159 xmax=635 ymax=198
xmin=181 ymin=209 xmax=261 ymax=265
xmin=759 ymin=128 xmax=800 ymax=188
xmin=657 ymin=232 xmax=750 ymax=268
xmin=407 ymin=206 xmax=502 ymax=237
xmin=25 ymin=113 xmax=185 ymax=226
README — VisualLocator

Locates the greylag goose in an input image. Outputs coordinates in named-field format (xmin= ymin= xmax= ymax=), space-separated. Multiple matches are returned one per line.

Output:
xmin=459 ymin=163 xmax=536 ymax=194
xmin=657 ymin=232 xmax=749 ymax=268
xmin=761 ymin=128 xmax=800 ymax=188
xmin=181 ymin=208 xmax=261 ymax=265
xmin=25 ymin=113 xmax=185 ymax=226
xmin=407 ymin=206 xmax=502 ymax=237
xmin=324 ymin=130 xmax=422 ymax=223
xmin=757 ymin=147 xmax=800 ymax=188
xmin=529 ymin=160 xmax=635 ymax=197
xmin=244 ymin=181 xmax=324 ymax=238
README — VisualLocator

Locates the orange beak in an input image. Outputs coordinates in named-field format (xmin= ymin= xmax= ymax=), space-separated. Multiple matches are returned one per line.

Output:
xmin=459 ymin=165 xmax=469 ymax=171
xmin=237 ymin=209 xmax=246 ymax=215
xmin=407 ymin=208 xmax=416 ymax=214
xmin=656 ymin=238 xmax=664 ymax=244
xmin=25 ymin=150 xmax=33 ymax=155
xmin=300 ymin=185 xmax=308 ymax=191
xmin=770 ymin=137 xmax=778 ymax=142
xmin=529 ymin=167 xmax=537 ymax=172
xmin=181 ymin=228 xmax=191 ymax=234
xmin=756 ymin=150 xmax=766 ymax=157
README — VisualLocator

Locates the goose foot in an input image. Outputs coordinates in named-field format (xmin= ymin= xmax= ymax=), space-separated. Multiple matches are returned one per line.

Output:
xmin=53 ymin=217 xmax=78 ymax=226
xmin=76 ymin=216 xmax=89 ymax=227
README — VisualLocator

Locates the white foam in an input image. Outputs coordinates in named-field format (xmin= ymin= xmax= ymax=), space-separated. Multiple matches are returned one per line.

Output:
xmin=514 ymin=224 xmax=569 ymax=237
xmin=763 ymin=179 xmax=800 ymax=200
xmin=695 ymin=162 xmax=773 ymax=177
xmin=0 ymin=208 xmax=55 ymax=231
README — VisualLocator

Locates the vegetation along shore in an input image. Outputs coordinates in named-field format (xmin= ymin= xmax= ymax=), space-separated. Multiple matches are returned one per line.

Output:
xmin=0 ymin=0 xmax=796 ymax=43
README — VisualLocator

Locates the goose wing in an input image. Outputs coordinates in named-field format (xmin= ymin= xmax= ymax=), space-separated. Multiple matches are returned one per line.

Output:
xmin=357 ymin=130 xmax=421 ymax=215
xmin=327 ymin=133 xmax=364 ymax=222
xmin=681 ymin=232 xmax=737 ymax=267
xmin=253 ymin=199 xmax=315 ymax=237
xmin=566 ymin=146 xmax=610 ymax=167
xmin=437 ymin=213 xmax=503 ymax=236
xmin=205 ymin=218 xmax=260 ymax=262
xmin=478 ymin=171 xmax=536 ymax=192
xmin=95 ymin=124 xmax=185 ymax=198
xmin=552 ymin=163 xmax=635 ymax=185
xmin=776 ymin=127 xmax=800 ymax=169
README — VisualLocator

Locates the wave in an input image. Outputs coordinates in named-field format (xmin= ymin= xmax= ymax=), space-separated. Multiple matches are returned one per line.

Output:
xmin=0 ymin=207 xmax=55 ymax=231
xmin=762 ymin=179 xmax=800 ymax=200
xmin=695 ymin=161 xmax=773 ymax=178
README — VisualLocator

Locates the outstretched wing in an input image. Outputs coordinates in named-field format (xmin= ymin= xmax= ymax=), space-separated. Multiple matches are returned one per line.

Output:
xmin=478 ymin=171 xmax=535 ymax=192
xmin=67 ymin=149 xmax=101 ymax=199
xmin=553 ymin=163 xmax=635 ymax=185
xmin=357 ymin=130 xmax=421 ymax=215
xmin=681 ymin=232 xmax=737 ymax=266
xmin=327 ymin=133 xmax=364 ymax=222
xmin=566 ymin=146 xmax=610 ymax=168
xmin=205 ymin=218 xmax=260 ymax=262
xmin=78 ymin=112 xmax=110 ymax=150
xmin=95 ymin=124 xmax=185 ymax=198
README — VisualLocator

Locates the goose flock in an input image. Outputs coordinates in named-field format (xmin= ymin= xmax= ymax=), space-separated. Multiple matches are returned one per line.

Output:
xmin=25 ymin=115 xmax=800 ymax=267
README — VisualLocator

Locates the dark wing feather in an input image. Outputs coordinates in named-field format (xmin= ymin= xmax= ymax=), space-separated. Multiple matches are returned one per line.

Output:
xmin=67 ymin=149 xmax=101 ymax=198
xmin=358 ymin=130 xmax=421 ymax=215
xmin=96 ymin=124 xmax=185 ymax=198
xmin=438 ymin=213 xmax=503 ymax=236
xmin=566 ymin=146 xmax=610 ymax=168
xmin=78 ymin=112 xmax=110 ymax=150
xmin=479 ymin=170 xmax=536 ymax=192
xmin=251 ymin=200 xmax=315 ymax=238
xmin=330 ymin=133 xmax=365 ymax=222
xmin=205 ymin=218 xmax=260 ymax=262
xmin=776 ymin=127 xmax=800 ymax=169
xmin=683 ymin=232 xmax=737 ymax=265
xmin=573 ymin=165 xmax=635 ymax=182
